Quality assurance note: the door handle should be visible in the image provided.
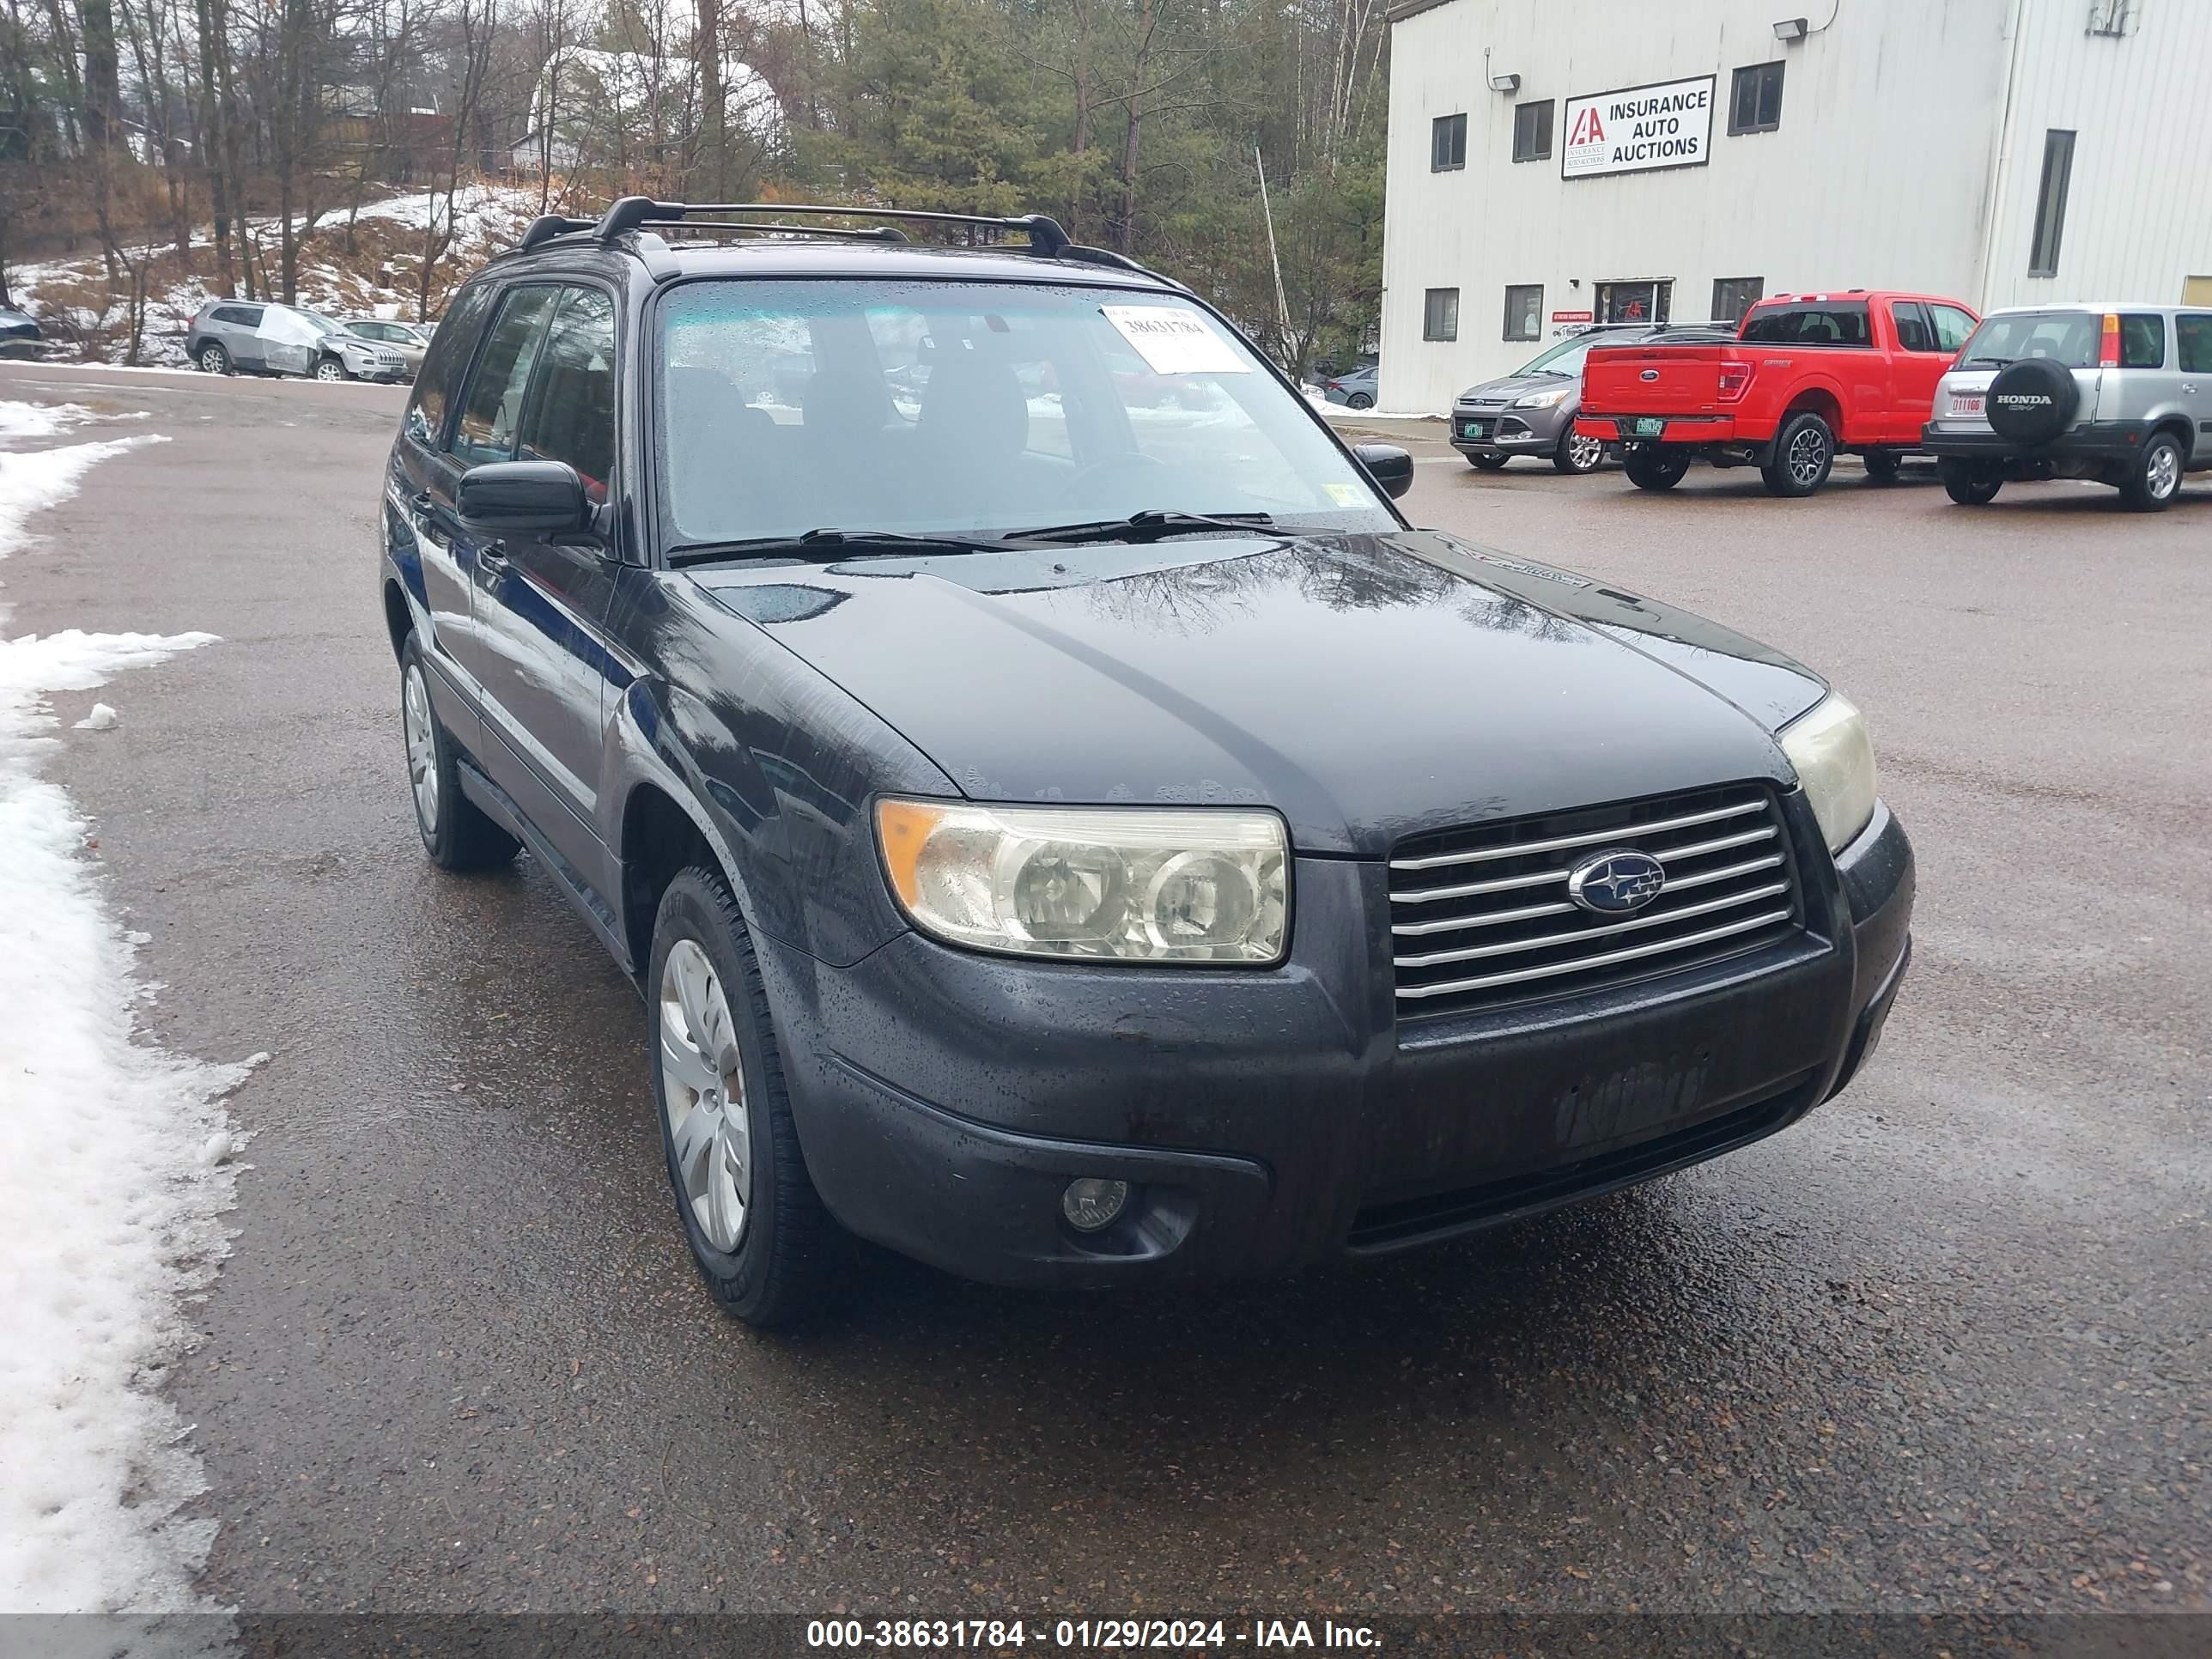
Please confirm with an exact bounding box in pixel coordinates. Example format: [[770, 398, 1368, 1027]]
[[411, 489, 434, 512]]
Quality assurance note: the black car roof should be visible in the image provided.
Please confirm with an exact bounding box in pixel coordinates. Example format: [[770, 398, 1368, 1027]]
[[482, 198, 1184, 295]]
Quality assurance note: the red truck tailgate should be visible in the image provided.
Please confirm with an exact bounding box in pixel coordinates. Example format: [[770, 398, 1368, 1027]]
[[1581, 344, 1733, 416]]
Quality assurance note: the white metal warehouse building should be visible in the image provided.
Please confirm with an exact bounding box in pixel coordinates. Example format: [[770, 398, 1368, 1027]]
[[1376, 0, 2212, 413]]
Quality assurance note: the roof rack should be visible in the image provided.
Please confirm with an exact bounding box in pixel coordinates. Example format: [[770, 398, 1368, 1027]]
[[594, 197, 1074, 257], [515, 213, 596, 253]]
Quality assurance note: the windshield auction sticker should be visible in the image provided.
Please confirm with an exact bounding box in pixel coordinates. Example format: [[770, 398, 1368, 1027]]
[[1102, 305, 1251, 374], [1560, 74, 1716, 179]]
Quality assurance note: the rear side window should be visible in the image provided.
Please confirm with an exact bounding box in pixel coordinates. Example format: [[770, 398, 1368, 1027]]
[[516, 287, 617, 501], [2118, 313, 2164, 369], [404, 284, 495, 447], [211, 305, 262, 326], [450, 287, 560, 468], [1741, 302, 1871, 346], [2177, 314, 2212, 374]]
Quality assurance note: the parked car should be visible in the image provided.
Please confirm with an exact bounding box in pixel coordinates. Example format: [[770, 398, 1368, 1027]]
[[0, 304, 41, 358], [185, 300, 410, 381], [1920, 304, 2212, 511], [380, 197, 1913, 1327], [1453, 325, 1735, 474], [1324, 363, 1377, 408], [1577, 291, 1981, 496], [343, 318, 430, 380]]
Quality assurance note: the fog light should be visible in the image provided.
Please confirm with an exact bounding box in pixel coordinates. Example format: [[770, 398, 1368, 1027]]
[[1061, 1178, 1130, 1233]]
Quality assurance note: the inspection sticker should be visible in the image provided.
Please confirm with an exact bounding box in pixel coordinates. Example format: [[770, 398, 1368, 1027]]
[[1101, 305, 1249, 374]]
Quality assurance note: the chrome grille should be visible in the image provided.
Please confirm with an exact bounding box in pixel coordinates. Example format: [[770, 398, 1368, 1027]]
[[1389, 783, 1802, 1018]]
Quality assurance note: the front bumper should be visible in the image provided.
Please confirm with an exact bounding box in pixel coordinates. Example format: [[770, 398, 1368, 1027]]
[[1451, 404, 1572, 456], [756, 797, 1914, 1287]]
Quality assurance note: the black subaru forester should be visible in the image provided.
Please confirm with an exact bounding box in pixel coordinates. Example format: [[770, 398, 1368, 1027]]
[[379, 198, 1914, 1326]]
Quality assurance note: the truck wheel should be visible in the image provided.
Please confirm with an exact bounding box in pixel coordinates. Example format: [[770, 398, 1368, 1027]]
[[2118, 431, 2185, 513], [1861, 448, 1901, 484], [1940, 459, 2002, 506], [1764, 412, 1835, 497], [649, 865, 834, 1328], [1468, 453, 1509, 471], [1623, 448, 1689, 491], [1554, 430, 1607, 474]]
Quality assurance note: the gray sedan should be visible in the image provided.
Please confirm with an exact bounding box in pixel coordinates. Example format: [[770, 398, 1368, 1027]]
[[1453, 325, 1733, 474]]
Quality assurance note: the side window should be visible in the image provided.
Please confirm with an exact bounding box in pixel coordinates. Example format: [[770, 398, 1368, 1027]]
[[404, 284, 495, 447], [450, 287, 560, 468], [1891, 302, 1935, 353], [2118, 313, 2165, 369], [1930, 304, 1978, 353], [2176, 315, 2212, 374], [516, 287, 617, 501], [213, 305, 262, 326]]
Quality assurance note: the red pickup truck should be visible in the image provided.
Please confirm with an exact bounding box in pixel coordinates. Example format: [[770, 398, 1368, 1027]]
[[1575, 291, 1981, 496]]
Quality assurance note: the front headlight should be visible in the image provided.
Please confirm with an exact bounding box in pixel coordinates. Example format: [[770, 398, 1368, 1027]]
[[1512, 386, 1573, 409], [876, 799, 1289, 963], [1779, 693, 1877, 854]]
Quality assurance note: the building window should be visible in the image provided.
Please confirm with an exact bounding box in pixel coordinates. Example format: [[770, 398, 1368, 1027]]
[[1431, 113, 1466, 172], [1711, 277, 1765, 325], [1501, 285, 1543, 341], [2029, 130, 2075, 276], [1595, 280, 1671, 325], [1728, 62, 1784, 135], [1511, 100, 1553, 163], [1423, 288, 1460, 342]]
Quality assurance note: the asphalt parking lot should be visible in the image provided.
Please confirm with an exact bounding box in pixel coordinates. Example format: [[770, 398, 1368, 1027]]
[[3, 362, 2207, 1631]]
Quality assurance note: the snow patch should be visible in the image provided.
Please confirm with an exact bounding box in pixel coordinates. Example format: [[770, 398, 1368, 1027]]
[[0, 434, 172, 555], [0, 414, 247, 1622], [73, 702, 118, 731]]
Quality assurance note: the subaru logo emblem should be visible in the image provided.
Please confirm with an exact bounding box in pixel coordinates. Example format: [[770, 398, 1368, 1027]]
[[1566, 849, 1667, 915], [1640, 369, 1660, 381]]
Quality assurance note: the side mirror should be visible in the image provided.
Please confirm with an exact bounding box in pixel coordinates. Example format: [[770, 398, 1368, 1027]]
[[1352, 441, 1415, 501], [455, 460, 590, 534]]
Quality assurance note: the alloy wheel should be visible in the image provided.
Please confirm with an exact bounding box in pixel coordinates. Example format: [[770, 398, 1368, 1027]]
[[1566, 433, 1606, 471], [2148, 444, 2179, 501], [316, 359, 345, 381], [198, 348, 224, 373], [1788, 427, 1829, 487], [659, 939, 752, 1254], [402, 662, 439, 833]]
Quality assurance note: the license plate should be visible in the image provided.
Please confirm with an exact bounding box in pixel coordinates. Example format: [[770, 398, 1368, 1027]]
[[1634, 416, 1665, 437], [1952, 395, 1984, 416], [1462, 421, 1489, 439]]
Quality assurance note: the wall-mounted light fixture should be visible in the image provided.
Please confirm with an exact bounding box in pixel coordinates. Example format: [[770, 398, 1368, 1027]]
[[1488, 70, 1521, 94], [1773, 16, 1808, 40]]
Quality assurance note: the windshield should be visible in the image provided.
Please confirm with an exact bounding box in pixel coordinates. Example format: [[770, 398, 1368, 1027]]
[[1958, 310, 2100, 369], [1510, 334, 1601, 377], [654, 279, 1395, 550]]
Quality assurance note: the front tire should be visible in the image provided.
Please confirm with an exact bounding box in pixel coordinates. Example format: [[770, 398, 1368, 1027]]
[[2118, 431, 2185, 513], [1940, 459, 2003, 506], [1623, 447, 1689, 491], [649, 866, 833, 1328], [399, 636, 517, 870], [1764, 411, 1836, 497], [1468, 453, 1510, 471], [314, 356, 349, 382], [1554, 429, 1607, 475]]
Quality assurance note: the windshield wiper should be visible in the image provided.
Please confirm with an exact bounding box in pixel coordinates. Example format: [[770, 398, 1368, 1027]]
[[1961, 356, 2013, 368], [1006, 509, 1279, 546], [668, 527, 1019, 567]]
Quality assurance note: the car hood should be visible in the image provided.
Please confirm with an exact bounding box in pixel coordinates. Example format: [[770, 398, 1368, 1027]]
[[1458, 371, 1570, 403], [687, 529, 1826, 856]]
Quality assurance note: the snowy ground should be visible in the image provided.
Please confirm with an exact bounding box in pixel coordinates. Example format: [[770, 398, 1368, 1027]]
[[0, 398, 259, 1626], [7, 184, 540, 367]]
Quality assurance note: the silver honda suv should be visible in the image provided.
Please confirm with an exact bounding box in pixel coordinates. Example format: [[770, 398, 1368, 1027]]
[[1921, 304, 2212, 511]]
